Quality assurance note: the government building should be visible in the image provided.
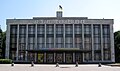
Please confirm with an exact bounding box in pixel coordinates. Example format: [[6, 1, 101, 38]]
[[5, 11, 115, 63]]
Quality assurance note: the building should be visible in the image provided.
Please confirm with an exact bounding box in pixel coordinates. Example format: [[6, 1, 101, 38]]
[[6, 11, 115, 63]]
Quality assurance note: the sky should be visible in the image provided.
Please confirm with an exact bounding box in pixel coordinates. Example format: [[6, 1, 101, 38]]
[[0, 0, 120, 32]]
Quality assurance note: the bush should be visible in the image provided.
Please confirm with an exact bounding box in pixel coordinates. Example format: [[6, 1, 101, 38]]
[[0, 59, 12, 64]]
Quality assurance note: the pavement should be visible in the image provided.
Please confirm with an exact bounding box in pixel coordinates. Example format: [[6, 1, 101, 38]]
[[0, 64, 120, 71]]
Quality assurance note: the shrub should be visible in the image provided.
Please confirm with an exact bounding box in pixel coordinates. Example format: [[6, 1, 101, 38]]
[[0, 59, 12, 64]]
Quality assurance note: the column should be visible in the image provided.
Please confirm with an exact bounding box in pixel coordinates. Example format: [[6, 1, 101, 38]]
[[35, 24, 37, 49], [5, 24, 10, 59], [73, 52, 75, 63], [45, 24, 46, 48], [82, 23, 84, 62], [54, 52, 56, 63], [25, 24, 28, 61], [91, 24, 94, 61], [16, 24, 19, 61], [54, 24, 56, 48], [44, 52, 46, 63], [110, 24, 115, 62], [63, 52, 65, 63], [63, 24, 65, 48], [100, 24, 104, 61], [73, 24, 75, 48], [35, 53, 37, 62]]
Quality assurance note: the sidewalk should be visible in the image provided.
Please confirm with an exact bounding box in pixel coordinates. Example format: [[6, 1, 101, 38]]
[[105, 63, 120, 67], [0, 64, 120, 71]]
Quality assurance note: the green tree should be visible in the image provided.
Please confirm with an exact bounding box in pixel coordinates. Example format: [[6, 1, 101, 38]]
[[1, 31, 6, 58], [114, 31, 120, 62]]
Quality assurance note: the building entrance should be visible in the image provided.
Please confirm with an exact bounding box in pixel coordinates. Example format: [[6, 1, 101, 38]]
[[75, 53, 83, 63]]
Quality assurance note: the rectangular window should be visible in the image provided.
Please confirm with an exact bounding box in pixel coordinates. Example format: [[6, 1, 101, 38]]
[[84, 52, 92, 61], [37, 37, 44, 43], [28, 25, 35, 34], [46, 37, 54, 48], [74, 24, 82, 34], [65, 24, 73, 34], [104, 50, 111, 60], [46, 24, 54, 34], [19, 25, 26, 35], [37, 43, 44, 49], [37, 24, 44, 34], [84, 24, 91, 34], [56, 24, 63, 34], [65, 37, 73, 43], [10, 25, 17, 35], [102, 24, 110, 35], [94, 52, 101, 60]]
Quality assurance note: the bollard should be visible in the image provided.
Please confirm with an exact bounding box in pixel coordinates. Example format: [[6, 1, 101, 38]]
[[98, 63, 101, 67], [11, 62, 14, 66], [56, 63, 59, 67], [75, 62, 78, 67], [11, 61, 14, 66], [31, 61, 34, 67]]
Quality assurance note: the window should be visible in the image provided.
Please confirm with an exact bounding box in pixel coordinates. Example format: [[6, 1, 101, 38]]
[[65, 37, 72, 43], [46, 24, 54, 34], [56, 24, 63, 34], [37, 37, 44, 43], [103, 25, 110, 35], [46, 37, 54, 48], [19, 25, 26, 35], [94, 52, 101, 60], [75, 37, 82, 43], [56, 37, 63, 48], [65, 24, 73, 34], [104, 50, 111, 60], [84, 24, 91, 34], [93, 25, 100, 35], [28, 37, 35, 43], [37, 44, 44, 49], [56, 37, 63, 43], [94, 44, 101, 50], [84, 53, 92, 61], [65, 37, 73, 48], [74, 24, 82, 34], [28, 25, 35, 34], [10, 25, 17, 34], [37, 25, 44, 34]]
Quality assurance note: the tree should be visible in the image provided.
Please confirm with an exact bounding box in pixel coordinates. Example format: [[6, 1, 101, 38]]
[[1, 31, 6, 58], [0, 27, 6, 59], [114, 31, 120, 62]]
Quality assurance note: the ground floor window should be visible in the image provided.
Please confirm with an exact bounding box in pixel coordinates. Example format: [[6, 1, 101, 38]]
[[65, 53, 73, 63], [38, 53, 44, 63], [56, 53, 63, 63], [75, 53, 82, 63], [46, 53, 54, 63]]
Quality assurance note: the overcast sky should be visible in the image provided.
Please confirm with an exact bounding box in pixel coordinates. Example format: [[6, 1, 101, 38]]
[[0, 0, 120, 32]]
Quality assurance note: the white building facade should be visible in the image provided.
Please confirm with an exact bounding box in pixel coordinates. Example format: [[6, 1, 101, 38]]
[[5, 11, 115, 63]]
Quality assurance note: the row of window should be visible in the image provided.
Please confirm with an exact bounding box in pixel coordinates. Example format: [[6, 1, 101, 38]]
[[10, 24, 110, 35], [10, 50, 111, 61], [10, 36, 110, 44]]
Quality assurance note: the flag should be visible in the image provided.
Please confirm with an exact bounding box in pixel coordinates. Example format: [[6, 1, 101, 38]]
[[59, 5, 62, 10]]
